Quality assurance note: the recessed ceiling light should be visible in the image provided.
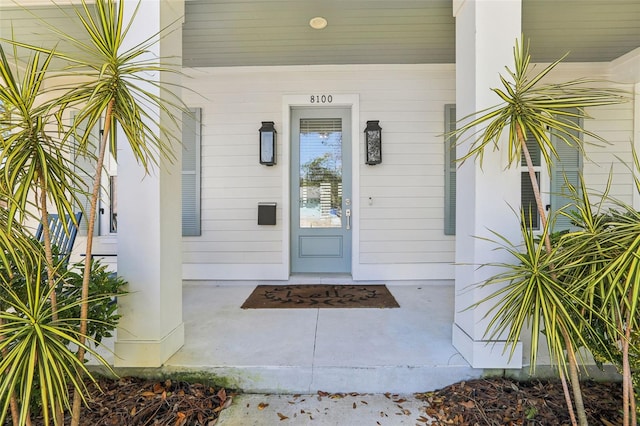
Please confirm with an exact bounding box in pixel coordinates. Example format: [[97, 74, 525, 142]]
[[309, 16, 328, 30]]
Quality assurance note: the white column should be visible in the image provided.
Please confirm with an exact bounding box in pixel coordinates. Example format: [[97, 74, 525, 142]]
[[114, 0, 185, 367], [452, 0, 523, 369]]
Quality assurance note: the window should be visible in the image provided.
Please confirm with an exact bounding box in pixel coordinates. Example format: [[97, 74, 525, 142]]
[[444, 104, 456, 235], [71, 114, 117, 236], [445, 105, 582, 234], [182, 108, 202, 236], [521, 135, 543, 230], [71, 113, 99, 237], [549, 112, 582, 231]]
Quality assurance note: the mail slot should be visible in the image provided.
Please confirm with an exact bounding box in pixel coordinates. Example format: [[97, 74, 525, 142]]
[[258, 202, 277, 225]]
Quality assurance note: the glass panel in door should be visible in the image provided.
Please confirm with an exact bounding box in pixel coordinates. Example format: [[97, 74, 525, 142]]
[[291, 108, 351, 273]]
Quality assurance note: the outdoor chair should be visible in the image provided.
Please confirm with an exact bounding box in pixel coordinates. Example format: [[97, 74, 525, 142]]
[[35, 212, 83, 269]]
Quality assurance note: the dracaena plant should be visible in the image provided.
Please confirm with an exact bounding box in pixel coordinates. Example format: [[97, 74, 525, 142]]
[[451, 37, 628, 426], [0, 0, 186, 425], [0, 257, 111, 426], [5, 0, 187, 424], [553, 162, 640, 426]]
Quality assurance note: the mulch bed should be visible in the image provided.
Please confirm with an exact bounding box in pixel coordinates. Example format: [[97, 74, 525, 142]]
[[14, 376, 624, 425], [416, 378, 624, 425]]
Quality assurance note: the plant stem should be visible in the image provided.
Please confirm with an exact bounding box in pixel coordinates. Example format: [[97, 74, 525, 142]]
[[38, 180, 58, 321], [518, 123, 583, 426], [565, 334, 588, 426], [622, 306, 632, 426], [70, 99, 114, 426], [0, 316, 20, 426], [558, 366, 578, 426]]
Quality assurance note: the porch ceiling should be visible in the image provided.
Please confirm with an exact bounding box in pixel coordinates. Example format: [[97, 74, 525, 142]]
[[1, 1, 639, 67], [183, 0, 640, 67]]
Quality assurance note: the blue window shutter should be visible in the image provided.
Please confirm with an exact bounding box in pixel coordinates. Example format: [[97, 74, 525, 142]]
[[551, 111, 582, 232], [444, 104, 456, 235], [71, 113, 100, 237], [521, 135, 541, 230], [182, 108, 202, 236]]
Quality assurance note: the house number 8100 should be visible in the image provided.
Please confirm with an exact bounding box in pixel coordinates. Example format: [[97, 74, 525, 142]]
[[310, 95, 333, 104]]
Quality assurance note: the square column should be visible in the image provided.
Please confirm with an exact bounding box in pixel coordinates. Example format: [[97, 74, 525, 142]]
[[114, 0, 185, 367], [452, 0, 523, 368]]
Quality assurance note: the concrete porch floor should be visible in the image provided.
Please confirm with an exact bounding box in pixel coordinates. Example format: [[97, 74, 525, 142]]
[[156, 277, 482, 394]]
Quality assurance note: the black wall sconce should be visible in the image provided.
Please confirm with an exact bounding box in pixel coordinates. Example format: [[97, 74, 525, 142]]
[[259, 121, 277, 166], [364, 120, 382, 165]]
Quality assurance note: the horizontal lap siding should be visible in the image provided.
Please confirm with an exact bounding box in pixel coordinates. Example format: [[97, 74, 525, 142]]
[[548, 65, 636, 205], [182, 64, 456, 268], [180, 62, 633, 272], [182, 71, 283, 264], [359, 67, 454, 265]]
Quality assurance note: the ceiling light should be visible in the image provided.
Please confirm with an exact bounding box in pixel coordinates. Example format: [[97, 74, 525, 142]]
[[309, 17, 328, 30]]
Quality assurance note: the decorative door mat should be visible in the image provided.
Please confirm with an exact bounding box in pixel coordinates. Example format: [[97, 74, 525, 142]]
[[241, 284, 400, 309]]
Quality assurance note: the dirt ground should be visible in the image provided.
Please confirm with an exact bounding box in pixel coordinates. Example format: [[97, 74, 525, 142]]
[[17, 376, 624, 425]]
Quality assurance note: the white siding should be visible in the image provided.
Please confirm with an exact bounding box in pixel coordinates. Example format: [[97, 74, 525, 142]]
[[545, 64, 636, 205], [181, 62, 635, 281], [181, 64, 456, 279]]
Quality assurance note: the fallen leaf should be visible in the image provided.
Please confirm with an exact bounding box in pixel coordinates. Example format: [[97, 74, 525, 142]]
[[217, 388, 227, 403], [360, 400, 368, 405], [459, 400, 475, 409], [130, 406, 137, 416], [277, 412, 289, 421], [258, 402, 269, 410], [222, 396, 233, 409], [353, 402, 356, 409], [175, 412, 186, 426], [141, 391, 156, 397], [417, 416, 430, 423], [153, 383, 164, 393]]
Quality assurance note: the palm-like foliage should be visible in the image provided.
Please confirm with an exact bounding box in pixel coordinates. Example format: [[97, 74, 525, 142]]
[[9, 1, 186, 423], [0, 42, 85, 321], [452, 37, 628, 426], [0, 45, 80, 223], [556, 172, 640, 426], [477, 214, 593, 371], [0, 259, 109, 426]]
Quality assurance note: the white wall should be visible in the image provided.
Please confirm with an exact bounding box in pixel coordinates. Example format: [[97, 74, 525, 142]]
[[181, 64, 456, 280], [180, 62, 635, 282], [547, 63, 636, 204]]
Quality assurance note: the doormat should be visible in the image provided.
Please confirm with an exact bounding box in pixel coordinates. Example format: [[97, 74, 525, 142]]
[[241, 284, 400, 309]]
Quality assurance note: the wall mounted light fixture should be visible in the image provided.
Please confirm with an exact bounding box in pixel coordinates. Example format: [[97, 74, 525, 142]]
[[364, 120, 382, 165], [259, 121, 277, 166]]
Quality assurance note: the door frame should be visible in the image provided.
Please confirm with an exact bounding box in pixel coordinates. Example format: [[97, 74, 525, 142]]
[[281, 94, 361, 278]]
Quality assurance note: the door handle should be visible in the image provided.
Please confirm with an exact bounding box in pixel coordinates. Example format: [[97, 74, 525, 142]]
[[345, 209, 351, 230]]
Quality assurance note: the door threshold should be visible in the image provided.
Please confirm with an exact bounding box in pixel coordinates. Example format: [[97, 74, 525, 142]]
[[288, 273, 356, 285]]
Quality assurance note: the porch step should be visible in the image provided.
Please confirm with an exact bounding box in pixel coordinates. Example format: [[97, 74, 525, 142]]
[[160, 363, 481, 394], [158, 282, 483, 393]]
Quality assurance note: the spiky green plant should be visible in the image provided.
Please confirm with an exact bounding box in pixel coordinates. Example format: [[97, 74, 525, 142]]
[[8, 1, 187, 423], [556, 169, 640, 426], [0, 43, 84, 322], [452, 37, 628, 426], [0, 258, 110, 426]]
